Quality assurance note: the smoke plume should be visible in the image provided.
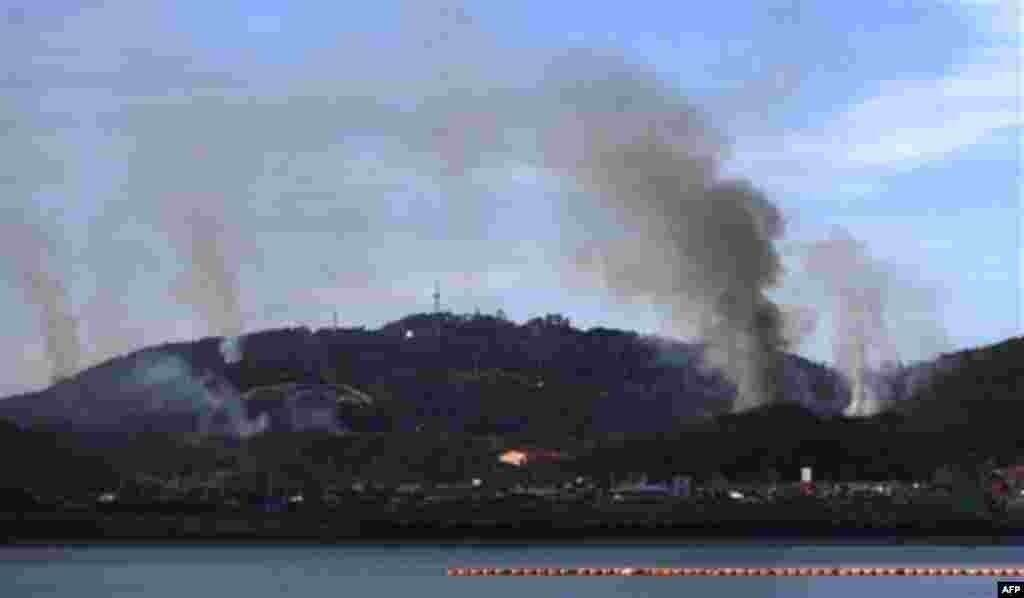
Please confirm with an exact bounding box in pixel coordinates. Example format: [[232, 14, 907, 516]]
[[537, 52, 789, 411], [780, 305, 819, 349], [0, 212, 80, 384], [166, 198, 244, 340], [129, 350, 266, 437], [802, 226, 950, 416], [4, 2, 803, 409]]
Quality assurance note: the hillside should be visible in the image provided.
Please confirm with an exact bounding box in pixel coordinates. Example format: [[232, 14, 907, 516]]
[[0, 313, 1019, 485], [896, 336, 1024, 449], [0, 312, 848, 438], [2, 314, 1022, 495]]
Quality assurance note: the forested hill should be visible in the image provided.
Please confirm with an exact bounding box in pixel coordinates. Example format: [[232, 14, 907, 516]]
[[0, 311, 847, 437], [213, 311, 849, 433], [1, 316, 1023, 488], [2, 311, 1019, 447], [896, 335, 1024, 436]]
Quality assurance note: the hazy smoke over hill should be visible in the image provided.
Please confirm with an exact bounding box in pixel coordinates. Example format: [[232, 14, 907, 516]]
[[128, 351, 266, 437], [0, 212, 80, 383], [2, 1, 837, 411], [780, 305, 819, 349], [802, 226, 951, 416], [166, 198, 244, 340]]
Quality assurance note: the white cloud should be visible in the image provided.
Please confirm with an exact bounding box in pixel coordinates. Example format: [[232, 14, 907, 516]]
[[730, 0, 1020, 191], [954, 0, 1020, 39]]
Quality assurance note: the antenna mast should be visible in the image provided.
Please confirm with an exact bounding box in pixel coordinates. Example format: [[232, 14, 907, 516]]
[[433, 280, 442, 342]]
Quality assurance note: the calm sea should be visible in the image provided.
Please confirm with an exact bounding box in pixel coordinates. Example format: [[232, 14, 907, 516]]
[[2, 543, 1022, 597]]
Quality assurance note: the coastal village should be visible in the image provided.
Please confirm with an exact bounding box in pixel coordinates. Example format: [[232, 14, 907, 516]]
[[23, 445, 1023, 528]]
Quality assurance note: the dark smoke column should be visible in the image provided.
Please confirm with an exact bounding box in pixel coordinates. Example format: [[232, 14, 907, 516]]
[[538, 52, 788, 412]]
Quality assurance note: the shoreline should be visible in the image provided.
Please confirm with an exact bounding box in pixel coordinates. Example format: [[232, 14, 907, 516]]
[[6, 537, 1018, 546], [3, 511, 1021, 545]]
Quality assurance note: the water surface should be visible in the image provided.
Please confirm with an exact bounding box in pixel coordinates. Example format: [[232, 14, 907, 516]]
[[2, 543, 1021, 597]]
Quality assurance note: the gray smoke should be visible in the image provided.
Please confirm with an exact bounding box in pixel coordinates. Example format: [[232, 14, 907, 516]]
[[0, 212, 80, 384], [166, 199, 244, 340], [219, 335, 244, 365], [98, 14, 788, 412], [537, 51, 788, 411], [803, 228, 891, 416], [129, 350, 266, 437], [802, 226, 951, 416], [4, 2, 801, 409], [780, 305, 819, 349], [26, 272, 80, 384], [80, 294, 146, 366]]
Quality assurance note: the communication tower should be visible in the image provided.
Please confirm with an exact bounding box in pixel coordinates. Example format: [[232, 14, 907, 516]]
[[433, 280, 442, 342]]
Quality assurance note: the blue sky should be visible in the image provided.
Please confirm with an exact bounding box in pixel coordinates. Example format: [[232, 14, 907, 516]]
[[1, 0, 1019, 395]]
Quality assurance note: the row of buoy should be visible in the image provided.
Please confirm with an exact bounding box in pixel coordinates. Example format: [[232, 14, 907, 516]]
[[447, 566, 1024, 577]]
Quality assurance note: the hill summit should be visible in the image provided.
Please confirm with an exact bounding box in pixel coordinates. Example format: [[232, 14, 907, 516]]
[[0, 311, 851, 437]]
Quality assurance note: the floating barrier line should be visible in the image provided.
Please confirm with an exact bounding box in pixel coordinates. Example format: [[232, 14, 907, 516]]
[[446, 566, 1024, 577]]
